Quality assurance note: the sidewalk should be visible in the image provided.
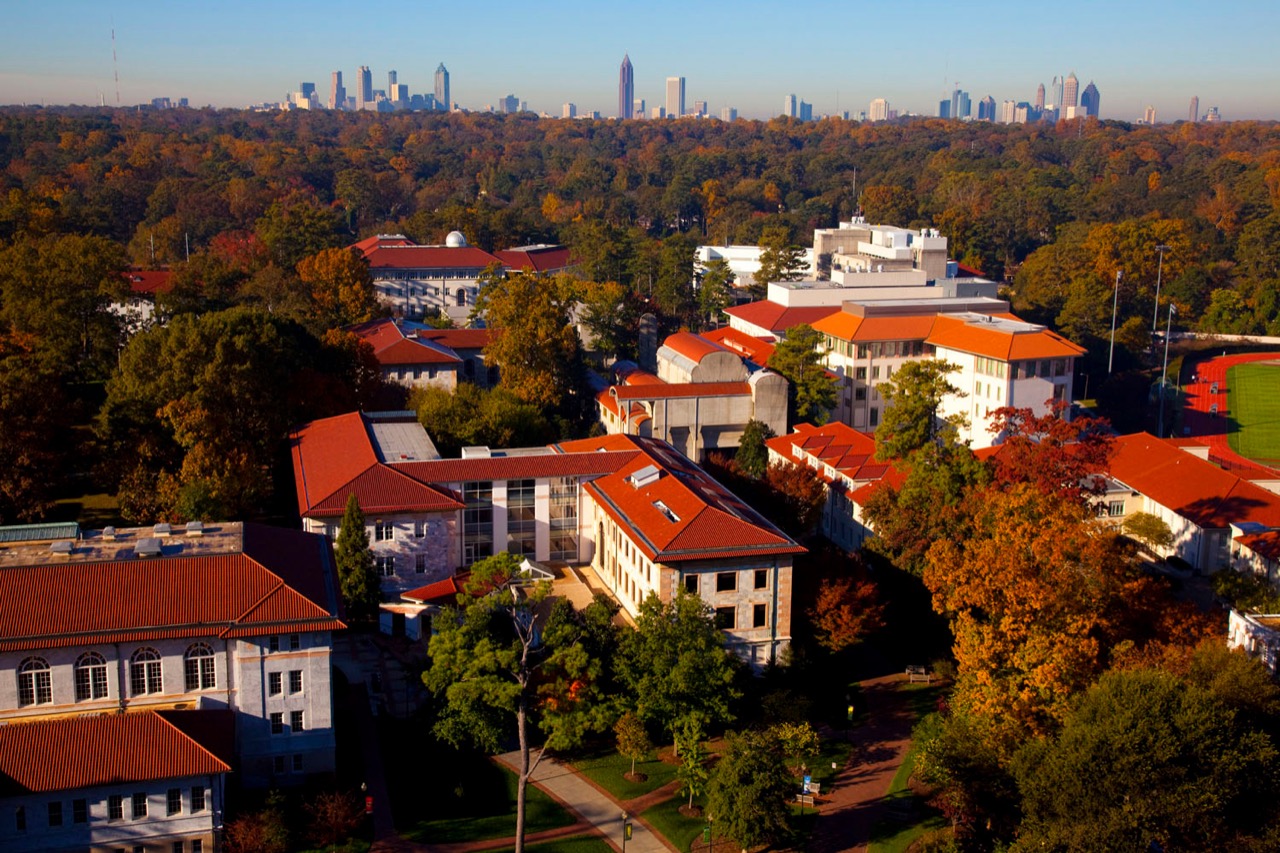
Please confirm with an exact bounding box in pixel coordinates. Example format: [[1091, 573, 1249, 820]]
[[495, 751, 673, 853]]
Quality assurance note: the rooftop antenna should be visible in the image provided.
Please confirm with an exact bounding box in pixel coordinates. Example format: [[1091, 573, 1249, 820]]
[[111, 17, 121, 106]]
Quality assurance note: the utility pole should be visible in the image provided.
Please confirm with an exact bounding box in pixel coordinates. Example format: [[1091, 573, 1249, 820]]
[[1158, 303, 1176, 438], [1108, 270, 1122, 374], [1151, 244, 1170, 338]]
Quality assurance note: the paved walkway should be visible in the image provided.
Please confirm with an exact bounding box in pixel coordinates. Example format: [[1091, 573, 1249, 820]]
[[809, 672, 916, 853]]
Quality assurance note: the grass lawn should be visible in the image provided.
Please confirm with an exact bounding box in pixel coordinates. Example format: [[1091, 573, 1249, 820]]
[[642, 794, 712, 852], [867, 743, 948, 853], [487, 836, 614, 853], [1227, 362, 1280, 465], [570, 746, 679, 801]]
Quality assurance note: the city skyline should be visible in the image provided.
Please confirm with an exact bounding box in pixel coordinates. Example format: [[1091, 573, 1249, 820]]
[[1, 0, 1278, 121]]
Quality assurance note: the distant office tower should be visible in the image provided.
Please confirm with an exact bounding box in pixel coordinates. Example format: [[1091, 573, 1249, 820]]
[[388, 70, 397, 91], [356, 66, 373, 110], [950, 87, 965, 119], [499, 94, 519, 114], [938, 98, 951, 119], [869, 98, 889, 121], [1034, 83, 1045, 112], [1049, 75, 1063, 108], [563, 103, 576, 118], [650, 105, 665, 119], [300, 82, 316, 101], [1189, 95, 1199, 123], [435, 63, 450, 111], [799, 101, 812, 121], [693, 100, 708, 117], [391, 83, 408, 109], [977, 95, 996, 121], [329, 71, 345, 110], [783, 93, 797, 118], [1014, 102, 1032, 124], [720, 106, 737, 121], [666, 77, 685, 118], [634, 98, 645, 117], [1081, 82, 1100, 117], [1063, 72, 1079, 108], [956, 91, 971, 120], [619, 54, 634, 119], [1204, 106, 1221, 122], [1000, 99, 1016, 123], [1142, 105, 1157, 124]]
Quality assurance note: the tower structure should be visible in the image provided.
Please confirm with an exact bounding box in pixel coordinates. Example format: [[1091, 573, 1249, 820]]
[[1189, 95, 1199, 123], [1081, 82, 1100, 117], [388, 70, 397, 91], [978, 95, 996, 121], [666, 76, 685, 118], [619, 54, 634, 119], [1063, 71, 1079, 108], [783, 93, 797, 118], [869, 98, 889, 121], [357, 65, 373, 110], [1035, 83, 1045, 112], [329, 71, 345, 110], [435, 63, 450, 111]]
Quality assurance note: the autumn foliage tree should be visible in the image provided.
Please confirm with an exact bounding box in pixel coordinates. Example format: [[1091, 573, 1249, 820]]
[[988, 403, 1114, 503], [809, 575, 885, 653], [296, 246, 381, 330]]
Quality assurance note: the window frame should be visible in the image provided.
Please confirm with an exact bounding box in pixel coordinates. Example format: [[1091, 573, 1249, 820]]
[[291, 710, 305, 732], [183, 643, 216, 692], [108, 794, 124, 821], [131, 792, 148, 820], [289, 670, 303, 694], [753, 603, 768, 628], [167, 787, 182, 816], [270, 712, 284, 735], [714, 606, 736, 630], [48, 800, 63, 827], [754, 568, 768, 590], [130, 648, 163, 696], [268, 671, 283, 696], [191, 787, 206, 813], [18, 656, 52, 706], [75, 651, 109, 701], [72, 798, 88, 824], [715, 572, 737, 593]]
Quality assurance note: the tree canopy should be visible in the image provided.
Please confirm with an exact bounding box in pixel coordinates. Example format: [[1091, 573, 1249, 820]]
[[769, 324, 836, 425]]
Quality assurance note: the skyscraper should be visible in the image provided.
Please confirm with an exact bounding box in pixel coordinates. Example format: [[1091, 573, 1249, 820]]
[[720, 106, 737, 122], [783, 93, 797, 118], [435, 63, 450, 112], [798, 101, 812, 121], [1034, 83, 1045, 112], [1081, 82, 1100, 117], [356, 66, 373, 111], [869, 98, 889, 122], [693, 100, 708, 118], [1050, 75, 1063, 108], [938, 98, 950, 119], [329, 71, 345, 110], [1063, 72, 1079, 109], [634, 99, 646, 118], [1000, 99, 1017, 123], [1142, 105, 1157, 125], [978, 95, 996, 121], [388, 70, 397, 90], [618, 54, 634, 119], [666, 77, 685, 118], [1189, 95, 1199, 123]]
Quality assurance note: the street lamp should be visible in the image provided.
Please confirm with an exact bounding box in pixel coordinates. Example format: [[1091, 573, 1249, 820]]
[[621, 810, 631, 852], [1158, 303, 1176, 437], [1151, 244, 1170, 339], [1108, 270, 1122, 374]]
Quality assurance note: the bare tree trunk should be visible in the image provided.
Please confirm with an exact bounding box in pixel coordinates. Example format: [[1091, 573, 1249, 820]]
[[516, 702, 528, 853]]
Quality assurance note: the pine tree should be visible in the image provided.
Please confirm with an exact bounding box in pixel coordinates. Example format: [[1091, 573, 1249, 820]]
[[335, 493, 380, 621]]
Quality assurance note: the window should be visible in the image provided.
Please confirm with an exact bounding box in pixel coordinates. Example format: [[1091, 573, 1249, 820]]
[[75, 651, 109, 701], [856, 344, 870, 359], [15, 805, 24, 832], [754, 569, 768, 590], [73, 799, 87, 824], [184, 643, 216, 691], [684, 575, 699, 594], [193, 840, 203, 853], [375, 522, 394, 541], [293, 754, 304, 772], [289, 670, 303, 694], [191, 787, 206, 813], [854, 387, 866, 401], [271, 712, 284, 734], [753, 604, 768, 628], [167, 788, 182, 816], [415, 553, 427, 574], [18, 657, 52, 706], [716, 572, 737, 592], [714, 607, 736, 630], [463, 482, 494, 565], [375, 555, 395, 577], [869, 408, 880, 427], [132, 792, 147, 819], [456, 289, 467, 307], [289, 634, 300, 650], [130, 648, 163, 695], [870, 366, 880, 380], [855, 366, 867, 381], [173, 843, 185, 853], [506, 479, 537, 557], [268, 635, 280, 653], [1108, 501, 1125, 517], [109, 795, 124, 821], [291, 710, 305, 732], [48, 801, 62, 827], [269, 672, 283, 696], [414, 520, 428, 538]]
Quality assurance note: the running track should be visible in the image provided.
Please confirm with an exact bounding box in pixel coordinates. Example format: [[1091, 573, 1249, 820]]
[[1181, 351, 1280, 477]]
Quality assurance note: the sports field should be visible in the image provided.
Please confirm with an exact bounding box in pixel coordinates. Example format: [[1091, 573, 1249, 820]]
[[1226, 361, 1280, 466]]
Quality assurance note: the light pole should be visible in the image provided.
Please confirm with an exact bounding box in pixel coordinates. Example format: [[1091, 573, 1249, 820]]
[[1151, 244, 1170, 339], [1108, 270, 1122, 374], [1158, 303, 1176, 438], [621, 810, 631, 852]]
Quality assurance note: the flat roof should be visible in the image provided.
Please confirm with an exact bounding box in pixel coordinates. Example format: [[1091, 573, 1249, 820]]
[[371, 420, 441, 463], [0, 522, 242, 568]]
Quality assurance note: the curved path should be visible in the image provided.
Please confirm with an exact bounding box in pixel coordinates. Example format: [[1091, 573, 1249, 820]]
[[1181, 351, 1280, 476]]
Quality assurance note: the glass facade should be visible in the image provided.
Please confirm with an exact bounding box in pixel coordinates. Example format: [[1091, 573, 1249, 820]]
[[549, 477, 579, 561], [506, 479, 537, 556], [463, 482, 494, 565]]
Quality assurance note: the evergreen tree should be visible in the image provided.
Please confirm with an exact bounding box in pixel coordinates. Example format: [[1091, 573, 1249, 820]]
[[335, 493, 380, 621], [735, 419, 776, 479]]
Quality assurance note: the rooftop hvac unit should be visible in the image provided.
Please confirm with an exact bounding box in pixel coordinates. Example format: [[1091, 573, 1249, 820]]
[[50, 540, 74, 557], [185, 521, 204, 536], [153, 523, 172, 538], [136, 537, 163, 558], [102, 526, 117, 541], [628, 464, 661, 488]]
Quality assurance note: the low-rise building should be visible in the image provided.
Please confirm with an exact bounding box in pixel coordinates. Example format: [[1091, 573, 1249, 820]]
[[347, 318, 495, 391], [813, 219, 949, 281], [353, 233, 501, 325]]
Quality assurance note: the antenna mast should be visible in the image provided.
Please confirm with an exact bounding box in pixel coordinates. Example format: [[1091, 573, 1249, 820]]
[[111, 19, 121, 106]]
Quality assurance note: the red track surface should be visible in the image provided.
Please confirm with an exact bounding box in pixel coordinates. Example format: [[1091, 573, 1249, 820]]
[[1181, 352, 1280, 478]]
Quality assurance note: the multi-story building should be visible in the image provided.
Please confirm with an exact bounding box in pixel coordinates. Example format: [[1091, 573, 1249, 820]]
[[351, 233, 502, 325], [720, 106, 737, 122], [563, 103, 577, 119], [619, 54, 633, 119], [346, 317, 495, 392], [356, 65, 372, 111], [1189, 95, 1200, 123], [329, 71, 345, 110], [977, 95, 996, 121], [812, 219, 950, 282], [1063, 71, 1079, 109], [666, 77, 685, 118], [1081, 82, 1101, 117], [1142, 105, 1157, 125], [435, 63, 450, 111], [290, 413, 804, 665], [869, 98, 889, 122], [1000, 99, 1017, 123], [0, 521, 344, 789]]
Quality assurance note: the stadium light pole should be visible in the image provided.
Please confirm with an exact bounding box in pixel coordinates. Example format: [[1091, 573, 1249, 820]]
[[1108, 270, 1122, 374], [1158, 303, 1176, 438], [1151, 244, 1170, 338]]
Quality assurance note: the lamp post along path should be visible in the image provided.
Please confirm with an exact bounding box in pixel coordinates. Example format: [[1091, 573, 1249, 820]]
[[1159, 303, 1176, 437], [1151, 244, 1170, 339], [1109, 270, 1122, 374]]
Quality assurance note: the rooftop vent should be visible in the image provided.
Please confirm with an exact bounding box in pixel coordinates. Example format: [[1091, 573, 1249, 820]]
[[653, 500, 680, 523], [50, 540, 74, 557], [102, 526, 117, 541], [135, 537, 163, 558], [462, 446, 492, 459], [628, 465, 661, 488], [153, 523, 172, 538], [185, 521, 204, 536]]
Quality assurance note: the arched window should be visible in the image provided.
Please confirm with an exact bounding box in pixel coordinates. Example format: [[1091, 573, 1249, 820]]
[[130, 648, 163, 696], [456, 288, 467, 307], [75, 652, 109, 701], [183, 643, 216, 691], [18, 657, 52, 706]]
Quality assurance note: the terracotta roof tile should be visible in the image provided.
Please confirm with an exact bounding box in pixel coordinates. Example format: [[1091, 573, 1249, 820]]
[[725, 302, 839, 334], [1238, 531, 1280, 562], [402, 576, 461, 604], [926, 314, 1085, 361], [702, 327, 775, 367], [306, 465, 463, 517], [0, 712, 229, 795], [351, 234, 416, 259], [661, 332, 730, 363], [766, 423, 889, 485], [290, 413, 379, 518], [395, 452, 638, 484], [120, 269, 173, 296], [365, 245, 501, 270], [415, 328, 492, 351], [494, 246, 575, 273]]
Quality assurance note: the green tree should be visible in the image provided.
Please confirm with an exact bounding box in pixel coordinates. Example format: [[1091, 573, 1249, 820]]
[[1121, 511, 1174, 552], [255, 198, 345, 269], [768, 324, 836, 424], [335, 493, 380, 622], [769, 721, 822, 775], [424, 553, 611, 853], [614, 710, 653, 778], [412, 384, 553, 458], [675, 717, 710, 810], [576, 279, 633, 360], [1199, 288, 1257, 335], [859, 185, 917, 226], [874, 359, 964, 461], [697, 257, 734, 328], [753, 226, 806, 299], [303, 790, 365, 852], [654, 234, 697, 325], [619, 591, 738, 746], [735, 419, 776, 479], [707, 729, 793, 850], [0, 344, 69, 523]]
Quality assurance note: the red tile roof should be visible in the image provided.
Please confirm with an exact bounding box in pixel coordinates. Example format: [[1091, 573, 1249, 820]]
[[305, 464, 464, 518], [351, 234, 417, 259], [291, 412, 380, 517], [702, 327, 775, 367], [415, 328, 492, 351], [616, 365, 666, 386], [766, 423, 889, 485], [494, 246, 575, 274], [725, 302, 840, 334], [120, 269, 173, 296], [348, 318, 463, 366], [365, 245, 501, 271], [1238, 531, 1280, 562], [611, 382, 752, 401], [662, 331, 731, 363], [0, 524, 344, 652], [402, 576, 462, 604], [927, 314, 1085, 361], [0, 712, 230, 795], [812, 311, 938, 343], [1108, 433, 1280, 529], [396, 452, 638, 484]]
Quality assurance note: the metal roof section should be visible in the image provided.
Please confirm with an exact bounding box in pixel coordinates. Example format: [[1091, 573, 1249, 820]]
[[0, 522, 79, 545]]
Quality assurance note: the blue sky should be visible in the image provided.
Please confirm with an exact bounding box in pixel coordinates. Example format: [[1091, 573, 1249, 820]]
[[2, 0, 1278, 121]]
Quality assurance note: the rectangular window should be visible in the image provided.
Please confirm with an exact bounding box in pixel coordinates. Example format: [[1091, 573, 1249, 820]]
[[506, 478, 537, 557], [193, 842, 203, 853], [463, 481, 495, 566], [289, 670, 303, 693], [753, 604, 768, 628], [1108, 501, 1125, 517], [268, 635, 280, 653], [290, 634, 301, 650], [375, 555, 395, 577], [415, 553, 427, 574], [109, 795, 124, 821], [855, 366, 867, 381], [293, 754, 305, 772], [269, 672, 282, 695], [191, 787, 206, 813], [854, 386, 866, 401], [48, 801, 62, 827], [73, 799, 87, 824], [684, 575, 698, 594], [167, 788, 181, 816], [870, 366, 880, 380], [174, 843, 185, 853], [132, 792, 147, 819], [291, 710, 305, 732], [714, 606, 736, 630], [271, 712, 284, 735], [869, 408, 880, 427], [550, 478, 579, 562], [716, 572, 737, 592], [414, 520, 427, 538], [375, 522, 394, 541], [754, 569, 768, 590]]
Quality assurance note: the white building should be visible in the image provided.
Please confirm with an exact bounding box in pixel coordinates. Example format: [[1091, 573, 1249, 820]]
[[813, 219, 950, 282], [353, 233, 502, 325], [695, 244, 816, 291]]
